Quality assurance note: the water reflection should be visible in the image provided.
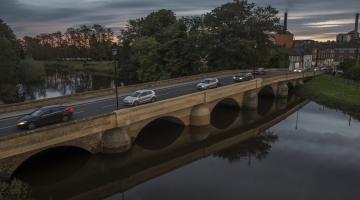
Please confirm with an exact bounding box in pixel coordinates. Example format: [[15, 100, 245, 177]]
[[215, 131, 278, 164], [21, 69, 113, 100], [10, 97, 307, 199]]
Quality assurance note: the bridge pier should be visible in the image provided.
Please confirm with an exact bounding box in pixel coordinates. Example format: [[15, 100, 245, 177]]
[[102, 128, 132, 154], [276, 83, 289, 98], [243, 91, 258, 110], [189, 104, 211, 137], [297, 79, 304, 85]]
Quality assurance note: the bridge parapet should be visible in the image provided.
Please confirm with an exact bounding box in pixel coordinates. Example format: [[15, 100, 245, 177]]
[[0, 113, 116, 160]]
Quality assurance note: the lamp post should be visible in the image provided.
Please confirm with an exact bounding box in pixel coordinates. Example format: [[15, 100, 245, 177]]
[[253, 44, 258, 78], [112, 45, 119, 110]]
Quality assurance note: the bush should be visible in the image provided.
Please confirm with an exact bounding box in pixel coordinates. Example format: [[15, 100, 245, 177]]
[[344, 64, 360, 81], [0, 84, 21, 104], [0, 179, 31, 200], [18, 60, 46, 85]]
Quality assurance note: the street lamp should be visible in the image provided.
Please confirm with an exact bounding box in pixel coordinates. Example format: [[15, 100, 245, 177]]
[[112, 44, 119, 110], [253, 44, 258, 78]]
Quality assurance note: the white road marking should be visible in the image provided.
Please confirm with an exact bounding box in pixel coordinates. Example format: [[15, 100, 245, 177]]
[[0, 125, 16, 130]]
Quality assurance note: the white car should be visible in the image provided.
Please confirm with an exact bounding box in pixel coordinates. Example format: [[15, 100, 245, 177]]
[[293, 68, 304, 73], [196, 78, 220, 90], [123, 90, 157, 106]]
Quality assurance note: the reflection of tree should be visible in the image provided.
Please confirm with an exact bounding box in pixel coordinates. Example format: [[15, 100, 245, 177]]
[[214, 131, 278, 164], [22, 69, 113, 100]]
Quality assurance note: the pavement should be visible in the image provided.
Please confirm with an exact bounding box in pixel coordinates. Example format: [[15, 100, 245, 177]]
[[0, 70, 287, 136]]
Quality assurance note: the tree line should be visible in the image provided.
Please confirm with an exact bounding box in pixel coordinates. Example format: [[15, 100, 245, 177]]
[[23, 24, 114, 60], [116, 0, 288, 83]]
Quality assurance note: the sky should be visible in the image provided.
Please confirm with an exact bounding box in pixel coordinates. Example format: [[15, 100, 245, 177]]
[[0, 0, 359, 41]]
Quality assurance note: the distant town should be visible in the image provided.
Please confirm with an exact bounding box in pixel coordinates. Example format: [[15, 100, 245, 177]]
[[274, 12, 360, 70]]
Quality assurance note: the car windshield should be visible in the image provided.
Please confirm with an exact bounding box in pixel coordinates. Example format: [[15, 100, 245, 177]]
[[31, 109, 43, 116], [202, 80, 212, 84], [130, 92, 142, 97]]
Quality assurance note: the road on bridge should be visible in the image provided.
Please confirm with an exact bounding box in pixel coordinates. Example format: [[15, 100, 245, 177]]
[[0, 70, 287, 136]]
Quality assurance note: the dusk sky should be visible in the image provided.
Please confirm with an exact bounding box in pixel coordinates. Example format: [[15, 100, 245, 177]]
[[1, 0, 359, 41]]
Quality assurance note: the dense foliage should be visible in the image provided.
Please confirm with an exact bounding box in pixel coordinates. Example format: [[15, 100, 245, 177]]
[[338, 59, 360, 81], [0, 18, 21, 103], [0, 179, 31, 200], [117, 1, 286, 83]]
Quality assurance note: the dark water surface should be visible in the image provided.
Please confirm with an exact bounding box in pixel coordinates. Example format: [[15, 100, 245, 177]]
[[12, 97, 360, 200]]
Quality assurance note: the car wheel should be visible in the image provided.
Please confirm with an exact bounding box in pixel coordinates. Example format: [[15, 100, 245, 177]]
[[28, 123, 36, 130], [133, 101, 139, 106], [62, 115, 70, 122], [151, 97, 156, 102]]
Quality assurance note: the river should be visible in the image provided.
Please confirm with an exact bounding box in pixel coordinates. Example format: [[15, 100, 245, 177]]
[[21, 69, 114, 100], [10, 96, 360, 200]]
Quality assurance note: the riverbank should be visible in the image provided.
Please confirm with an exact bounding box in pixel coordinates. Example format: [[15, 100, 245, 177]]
[[295, 75, 360, 114]]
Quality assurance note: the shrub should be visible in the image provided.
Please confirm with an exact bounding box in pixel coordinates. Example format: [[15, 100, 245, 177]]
[[0, 179, 31, 200]]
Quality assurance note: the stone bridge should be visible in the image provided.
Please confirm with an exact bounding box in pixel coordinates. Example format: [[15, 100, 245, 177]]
[[0, 71, 322, 179]]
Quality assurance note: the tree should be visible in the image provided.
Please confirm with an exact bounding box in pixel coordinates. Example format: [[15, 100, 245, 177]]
[[203, 0, 281, 69], [0, 18, 20, 103], [269, 46, 290, 68]]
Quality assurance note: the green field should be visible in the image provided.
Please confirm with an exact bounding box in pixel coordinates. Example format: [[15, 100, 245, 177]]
[[295, 75, 360, 113]]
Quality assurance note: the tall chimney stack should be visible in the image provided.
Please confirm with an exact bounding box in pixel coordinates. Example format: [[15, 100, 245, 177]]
[[284, 12, 288, 32], [355, 13, 359, 32]]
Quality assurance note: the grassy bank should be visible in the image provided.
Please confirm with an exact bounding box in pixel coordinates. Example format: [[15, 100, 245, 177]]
[[295, 75, 360, 113], [24, 59, 115, 74]]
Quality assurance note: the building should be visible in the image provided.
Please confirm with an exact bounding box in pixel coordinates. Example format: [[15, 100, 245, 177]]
[[335, 43, 360, 62], [293, 40, 337, 67], [336, 13, 359, 44], [273, 12, 294, 49], [288, 48, 313, 70]]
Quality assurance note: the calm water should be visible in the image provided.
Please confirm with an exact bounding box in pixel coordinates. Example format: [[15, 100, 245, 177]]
[[22, 69, 114, 100], [12, 97, 360, 200]]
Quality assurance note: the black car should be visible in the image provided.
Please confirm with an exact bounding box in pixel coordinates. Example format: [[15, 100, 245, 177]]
[[17, 105, 74, 130], [233, 72, 254, 82]]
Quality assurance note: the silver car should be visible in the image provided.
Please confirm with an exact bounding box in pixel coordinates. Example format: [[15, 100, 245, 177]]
[[123, 90, 157, 106], [196, 78, 220, 90], [293, 68, 304, 73]]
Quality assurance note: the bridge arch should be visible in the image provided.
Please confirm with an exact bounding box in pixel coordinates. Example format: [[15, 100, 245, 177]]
[[12, 146, 91, 184], [211, 98, 241, 129], [135, 116, 186, 150], [258, 85, 275, 97]]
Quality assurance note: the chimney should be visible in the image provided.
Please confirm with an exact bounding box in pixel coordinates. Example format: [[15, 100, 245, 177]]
[[284, 12, 288, 32], [355, 13, 359, 32]]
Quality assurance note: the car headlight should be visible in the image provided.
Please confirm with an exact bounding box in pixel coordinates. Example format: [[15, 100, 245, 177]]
[[18, 121, 27, 125]]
